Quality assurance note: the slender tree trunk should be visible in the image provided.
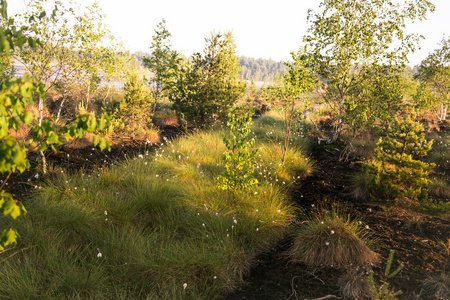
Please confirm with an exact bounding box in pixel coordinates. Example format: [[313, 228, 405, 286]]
[[55, 96, 66, 123], [439, 103, 447, 121], [103, 85, 111, 106], [131, 103, 135, 138], [152, 86, 160, 116], [85, 81, 91, 111], [332, 95, 344, 142], [38, 96, 47, 174]]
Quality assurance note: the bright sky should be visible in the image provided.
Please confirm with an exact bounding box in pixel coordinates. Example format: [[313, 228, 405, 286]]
[[8, 0, 450, 66]]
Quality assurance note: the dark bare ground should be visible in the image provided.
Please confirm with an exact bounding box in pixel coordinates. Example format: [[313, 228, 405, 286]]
[[225, 147, 450, 300], [2, 129, 449, 300]]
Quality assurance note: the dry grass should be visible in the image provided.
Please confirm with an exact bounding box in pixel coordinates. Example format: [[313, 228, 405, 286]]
[[435, 237, 450, 256], [428, 177, 450, 199], [421, 272, 450, 300], [64, 133, 97, 149], [287, 209, 379, 270], [153, 109, 180, 127], [349, 170, 373, 201], [8, 122, 31, 140], [339, 268, 374, 300]]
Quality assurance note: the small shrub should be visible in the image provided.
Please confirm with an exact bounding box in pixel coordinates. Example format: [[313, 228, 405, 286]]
[[218, 108, 259, 200], [287, 209, 378, 269], [153, 108, 179, 127], [368, 249, 404, 300], [111, 71, 152, 138], [364, 117, 434, 201]]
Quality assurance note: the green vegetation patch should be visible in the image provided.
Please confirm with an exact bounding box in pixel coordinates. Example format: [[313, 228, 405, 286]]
[[0, 126, 311, 299]]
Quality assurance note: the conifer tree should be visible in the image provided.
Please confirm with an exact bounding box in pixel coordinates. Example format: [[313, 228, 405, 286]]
[[364, 118, 434, 201], [171, 32, 246, 126], [143, 19, 180, 115], [115, 71, 151, 138]]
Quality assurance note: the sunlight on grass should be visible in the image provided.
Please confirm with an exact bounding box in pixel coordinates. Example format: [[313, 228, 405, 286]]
[[0, 118, 313, 299]]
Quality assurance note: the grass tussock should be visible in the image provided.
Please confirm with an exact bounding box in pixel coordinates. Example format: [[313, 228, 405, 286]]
[[252, 111, 315, 184], [349, 171, 373, 201], [287, 209, 379, 270], [428, 177, 450, 199], [0, 124, 309, 299], [427, 132, 450, 170], [339, 268, 374, 300], [421, 272, 450, 300]]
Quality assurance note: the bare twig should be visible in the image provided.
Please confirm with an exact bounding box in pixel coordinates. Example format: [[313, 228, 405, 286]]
[[309, 117, 321, 132], [0, 246, 36, 263], [309, 295, 340, 300], [287, 276, 301, 300], [0, 172, 12, 191]]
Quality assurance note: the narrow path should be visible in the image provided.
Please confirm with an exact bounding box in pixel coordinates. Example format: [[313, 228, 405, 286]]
[[225, 147, 352, 300], [225, 147, 450, 300]]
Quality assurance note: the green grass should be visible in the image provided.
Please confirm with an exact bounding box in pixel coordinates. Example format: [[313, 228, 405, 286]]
[[0, 113, 313, 299]]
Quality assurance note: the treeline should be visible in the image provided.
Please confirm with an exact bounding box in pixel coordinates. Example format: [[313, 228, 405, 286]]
[[135, 51, 288, 83], [239, 56, 288, 82]]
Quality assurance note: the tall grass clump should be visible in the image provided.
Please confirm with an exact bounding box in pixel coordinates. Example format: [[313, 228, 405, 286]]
[[252, 111, 315, 184], [0, 126, 302, 299], [287, 209, 378, 270], [427, 132, 450, 170]]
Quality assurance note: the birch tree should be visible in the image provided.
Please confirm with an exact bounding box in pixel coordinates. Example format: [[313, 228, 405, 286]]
[[304, 0, 435, 141]]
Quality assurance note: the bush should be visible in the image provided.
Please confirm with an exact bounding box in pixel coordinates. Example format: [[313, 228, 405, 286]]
[[364, 117, 434, 201]]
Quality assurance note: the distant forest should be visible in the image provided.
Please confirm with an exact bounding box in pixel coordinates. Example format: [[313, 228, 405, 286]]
[[134, 51, 287, 83], [239, 56, 287, 82]]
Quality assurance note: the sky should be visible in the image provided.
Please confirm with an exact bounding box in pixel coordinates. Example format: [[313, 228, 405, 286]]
[[7, 0, 450, 66]]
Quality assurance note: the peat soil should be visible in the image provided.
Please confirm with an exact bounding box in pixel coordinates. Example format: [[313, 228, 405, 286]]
[[225, 146, 450, 300], [3, 129, 449, 299]]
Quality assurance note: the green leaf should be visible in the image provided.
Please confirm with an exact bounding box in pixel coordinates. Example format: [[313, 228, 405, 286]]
[[3, 198, 21, 219], [37, 143, 47, 152], [20, 111, 34, 124], [92, 135, 99, 146], [1, 229, 18, 249], [46, 131, 61, 145]]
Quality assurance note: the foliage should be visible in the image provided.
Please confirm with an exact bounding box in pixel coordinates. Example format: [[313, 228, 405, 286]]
[[171, 32, 246, 126], [304, 0, 435, 141], [0, 0, 43, 251], [15, 0, 124, 115], [414, 36, 450, 121], [0, 0, 111, 250], [263, 48, 314, 164], [112, 71, 152, 138], [368, 250, 404, 300], [364, 118, 434, 201], [344, 65, 405, 137], [143, 19, 181, 114], [218, 108, 259, 200]]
